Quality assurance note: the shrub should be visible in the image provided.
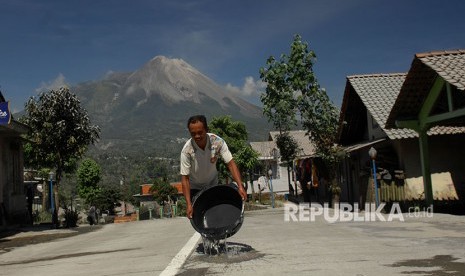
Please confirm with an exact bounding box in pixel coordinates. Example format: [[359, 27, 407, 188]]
[[63, 209, 79, 228], [150, 178, 177, 204], [34, 211, 52, 224], [176, 197, 187, 217]]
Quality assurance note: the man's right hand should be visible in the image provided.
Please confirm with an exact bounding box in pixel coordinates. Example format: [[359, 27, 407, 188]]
[[187, 203, 193, 219]]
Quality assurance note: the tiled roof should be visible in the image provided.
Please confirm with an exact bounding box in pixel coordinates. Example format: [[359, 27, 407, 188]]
[[140, 184, 153, 195], [138, 183, 183, 196], [386, 50, 465, 129], [249, 141, 277, 160], [346, 73, 465, 139], [269, 130, 316, 157], [346, 73, 419, 139], [250, 130, 316, 159], [417, 50, 465, 90]]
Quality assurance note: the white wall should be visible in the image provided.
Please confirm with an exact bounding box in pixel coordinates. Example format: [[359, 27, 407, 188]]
[[248, 163, 298, 195], [395, 134, 465, 198]]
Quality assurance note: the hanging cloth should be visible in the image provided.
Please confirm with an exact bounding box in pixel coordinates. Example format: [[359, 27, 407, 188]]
[[311, 159, 319, 188]]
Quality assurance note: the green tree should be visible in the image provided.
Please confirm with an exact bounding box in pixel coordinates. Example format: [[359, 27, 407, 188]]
[[260, 34, 321, 131], [260, 34, 341, 194], [121, 177, 140, 207], [233, 143, 260, 194], [299, 86, 344, 200], [275, 132, 299, 165], [77, 158, 102, 205], [149, 178, 177, 205], [209, 115, 247, 154], [209, 115, 259, 189], [94, 186, 121, 215], [21, 87, 100, 226], [150, 159, 178, 182]]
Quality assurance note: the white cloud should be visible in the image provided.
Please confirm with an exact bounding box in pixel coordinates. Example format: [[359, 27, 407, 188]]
[[104, 70, 115, 78], [35, 73, 68, 93], [225, 76, 266, 99]]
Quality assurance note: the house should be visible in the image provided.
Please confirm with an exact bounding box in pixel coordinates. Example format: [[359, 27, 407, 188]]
[[133, 184, 156, 208], [133, 182, 183, 208], [386, 50, 465, 207], [131, 182, 182, 220], [0, 92, 30, 227], [250, 130, 327, 202], [338, 53, 465, 209]]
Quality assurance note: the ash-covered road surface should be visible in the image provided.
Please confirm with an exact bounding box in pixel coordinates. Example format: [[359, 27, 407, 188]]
[[1, 206, 465, 276]]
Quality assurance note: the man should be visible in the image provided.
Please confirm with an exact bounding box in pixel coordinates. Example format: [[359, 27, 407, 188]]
[[180, 115, 247, 219], [87, 205, 96, 225]]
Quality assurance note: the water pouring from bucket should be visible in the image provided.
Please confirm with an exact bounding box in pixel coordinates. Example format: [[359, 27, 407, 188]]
[[190, 184, 245, 254]]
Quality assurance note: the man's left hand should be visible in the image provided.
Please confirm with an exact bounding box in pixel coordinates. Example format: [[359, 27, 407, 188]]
[[238, 186, 247, 201]]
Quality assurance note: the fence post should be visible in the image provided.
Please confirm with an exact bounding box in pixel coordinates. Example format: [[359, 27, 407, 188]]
[[171, 205, 177, 217]]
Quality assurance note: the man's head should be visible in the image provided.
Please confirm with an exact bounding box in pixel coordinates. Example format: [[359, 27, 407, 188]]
[[187, 115, 208, 131], [187, 115, 209, 148]]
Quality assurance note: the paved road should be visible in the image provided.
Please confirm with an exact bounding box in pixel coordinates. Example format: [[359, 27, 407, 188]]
[[180, 207, 465, 275], [0, 218, 194, 276], [1, 206, 465, 276]]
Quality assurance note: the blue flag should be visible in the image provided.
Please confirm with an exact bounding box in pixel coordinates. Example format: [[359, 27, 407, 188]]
[[0, 101, 11, 125]]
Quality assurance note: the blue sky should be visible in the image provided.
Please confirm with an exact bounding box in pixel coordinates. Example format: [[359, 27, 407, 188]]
[[1, 0, 465, 113]]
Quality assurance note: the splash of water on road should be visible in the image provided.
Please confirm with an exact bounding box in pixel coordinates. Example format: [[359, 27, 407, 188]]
[[195, 237, 263, 264]]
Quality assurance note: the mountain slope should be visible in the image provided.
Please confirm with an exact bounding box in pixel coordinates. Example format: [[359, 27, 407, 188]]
[[73, 56, 270, 158]]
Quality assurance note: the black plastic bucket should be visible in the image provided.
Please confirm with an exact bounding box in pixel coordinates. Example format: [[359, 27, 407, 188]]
[[190, 184, 244, 240]]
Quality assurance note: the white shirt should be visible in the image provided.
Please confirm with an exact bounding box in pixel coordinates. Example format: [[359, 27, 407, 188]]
[[180, 133, 233, 190]]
